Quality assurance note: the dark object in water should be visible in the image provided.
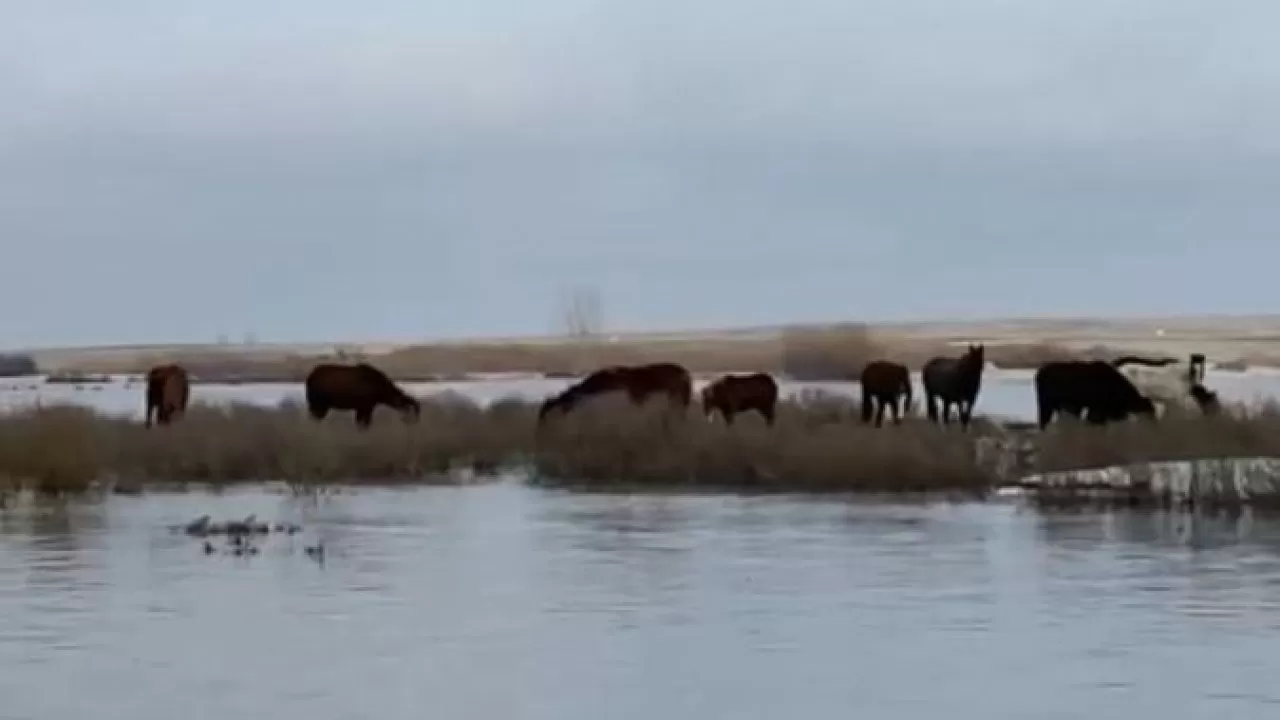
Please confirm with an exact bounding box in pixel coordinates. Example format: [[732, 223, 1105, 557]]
[[1034, 360, 1157, 429], [701, 372, 778, 426], [305, 542, 325, 565], [174, 514, 293, 538], [304, 362, 421, 429], [538, 362, 693, 425], [145, 363, 190, 428], [859, 360, 913, 427], [922, 344, 985, 429]]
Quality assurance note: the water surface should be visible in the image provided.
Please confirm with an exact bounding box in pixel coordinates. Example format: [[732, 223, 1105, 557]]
[[4, 483, 1280, 718]]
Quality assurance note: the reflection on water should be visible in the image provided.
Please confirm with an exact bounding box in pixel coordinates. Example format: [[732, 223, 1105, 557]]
[[6, 484, 1280, 717]]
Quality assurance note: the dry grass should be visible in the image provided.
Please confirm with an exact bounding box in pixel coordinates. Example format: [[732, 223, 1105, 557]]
[[42, 325, 1145, 383], [0, 390, 998, 496], [0, 395, 537, 495], [1030, 403, 1280, 474], [4, 389, 1280, 503], [529, 391, 996, 493]]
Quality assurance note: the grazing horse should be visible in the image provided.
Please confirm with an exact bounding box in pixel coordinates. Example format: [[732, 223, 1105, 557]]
[[859, 360, 912, 427], [921, 343, 985, 428], [1111, 353, 1211, 415], [537, 362, 692, 425], [701, 372, 779, 426], [1035, 360, 1157, 429], [145, 363, 190, 428], [304, 363, 421, 429]]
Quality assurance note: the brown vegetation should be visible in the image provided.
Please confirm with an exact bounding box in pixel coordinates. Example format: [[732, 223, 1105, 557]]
[[1, 390, 1279, 505], [33, 325, 1152, 384], [1029, 403, 1280, 475]]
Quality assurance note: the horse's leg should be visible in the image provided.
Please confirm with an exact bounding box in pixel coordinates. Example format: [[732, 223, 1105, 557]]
[[925, 392, 938, 423], [891, 395, 902, 425], [308, 402, 328, 422], [354, 406, 373, 430], [1038, 404, 1054, 430]]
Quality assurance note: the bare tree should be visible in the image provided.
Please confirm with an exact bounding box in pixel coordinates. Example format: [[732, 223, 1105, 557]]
[[560, 285, 603, 340], [556, 285, 605, 374]]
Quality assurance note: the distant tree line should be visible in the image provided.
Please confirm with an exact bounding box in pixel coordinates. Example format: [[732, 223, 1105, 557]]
[[0, 354, 38, 377]]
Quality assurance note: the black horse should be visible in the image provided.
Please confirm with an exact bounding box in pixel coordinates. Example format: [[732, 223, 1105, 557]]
[[1034, 360, 1157, 429], [921, 343, 985, 429], [859, 360, 912, 427]]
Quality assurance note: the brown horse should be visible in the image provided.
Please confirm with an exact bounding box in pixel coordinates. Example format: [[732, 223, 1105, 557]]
[[145, 363, 190, 428], [921, 343, 985, 429], [859, 360, 912, 427], [537, 362, 692, 425], [701, 372, 778, 426], [304, 363, 421, 429]]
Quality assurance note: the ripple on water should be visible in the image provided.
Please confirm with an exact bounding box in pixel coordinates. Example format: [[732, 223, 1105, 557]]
[[5, 489, 1280, 717]]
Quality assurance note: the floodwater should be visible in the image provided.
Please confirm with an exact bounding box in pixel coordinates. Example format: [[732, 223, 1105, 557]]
[[3, 485, 1280, 718], [5, 368, 1280, 423]]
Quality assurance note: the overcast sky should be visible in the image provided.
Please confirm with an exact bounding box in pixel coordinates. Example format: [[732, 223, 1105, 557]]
[[3, 0, 1279, 348]]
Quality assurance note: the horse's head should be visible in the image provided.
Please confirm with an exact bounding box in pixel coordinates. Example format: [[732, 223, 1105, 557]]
[[1133, 394, 1158, 421], [1187, 353, 1207, 385], [401, 396, 421, 424], [1189, 383, 1221, 415], [537, 394, 568, 424], [965, 343, 986, 370]]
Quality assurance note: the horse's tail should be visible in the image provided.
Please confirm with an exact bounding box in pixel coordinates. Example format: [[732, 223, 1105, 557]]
[[860, 385, 873, 424]]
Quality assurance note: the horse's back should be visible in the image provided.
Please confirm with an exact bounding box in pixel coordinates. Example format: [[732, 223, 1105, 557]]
[[627, 362, 693, 395], [306, 363, 398, 407], [1116, 362, 1188, 401], [709, 372, 777, 400], [1037, 359, 1144, 404], [861, 360, 909, 391], [147, 363, 189, 403]]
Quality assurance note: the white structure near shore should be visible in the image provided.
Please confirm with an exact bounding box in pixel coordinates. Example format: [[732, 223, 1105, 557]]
[[1014, 456, 1280, 504]]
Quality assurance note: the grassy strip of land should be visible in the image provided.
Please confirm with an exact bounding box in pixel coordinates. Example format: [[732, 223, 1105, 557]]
[[36, 325, 1138, 383], [2, 392, 1280, 504]]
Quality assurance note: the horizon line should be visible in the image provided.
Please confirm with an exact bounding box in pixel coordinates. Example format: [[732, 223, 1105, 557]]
[[14, 311, 1280, 357]]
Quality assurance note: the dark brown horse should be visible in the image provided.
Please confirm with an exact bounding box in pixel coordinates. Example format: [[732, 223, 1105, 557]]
[[701, 372, 778, 426], [859, 360, 912, 427], [1035, 360, 1156, 429], [145, 363, 190, 428], [921, 343, 985, 429], [537, 362, 692, 425], [304, 363, 421, 429]]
